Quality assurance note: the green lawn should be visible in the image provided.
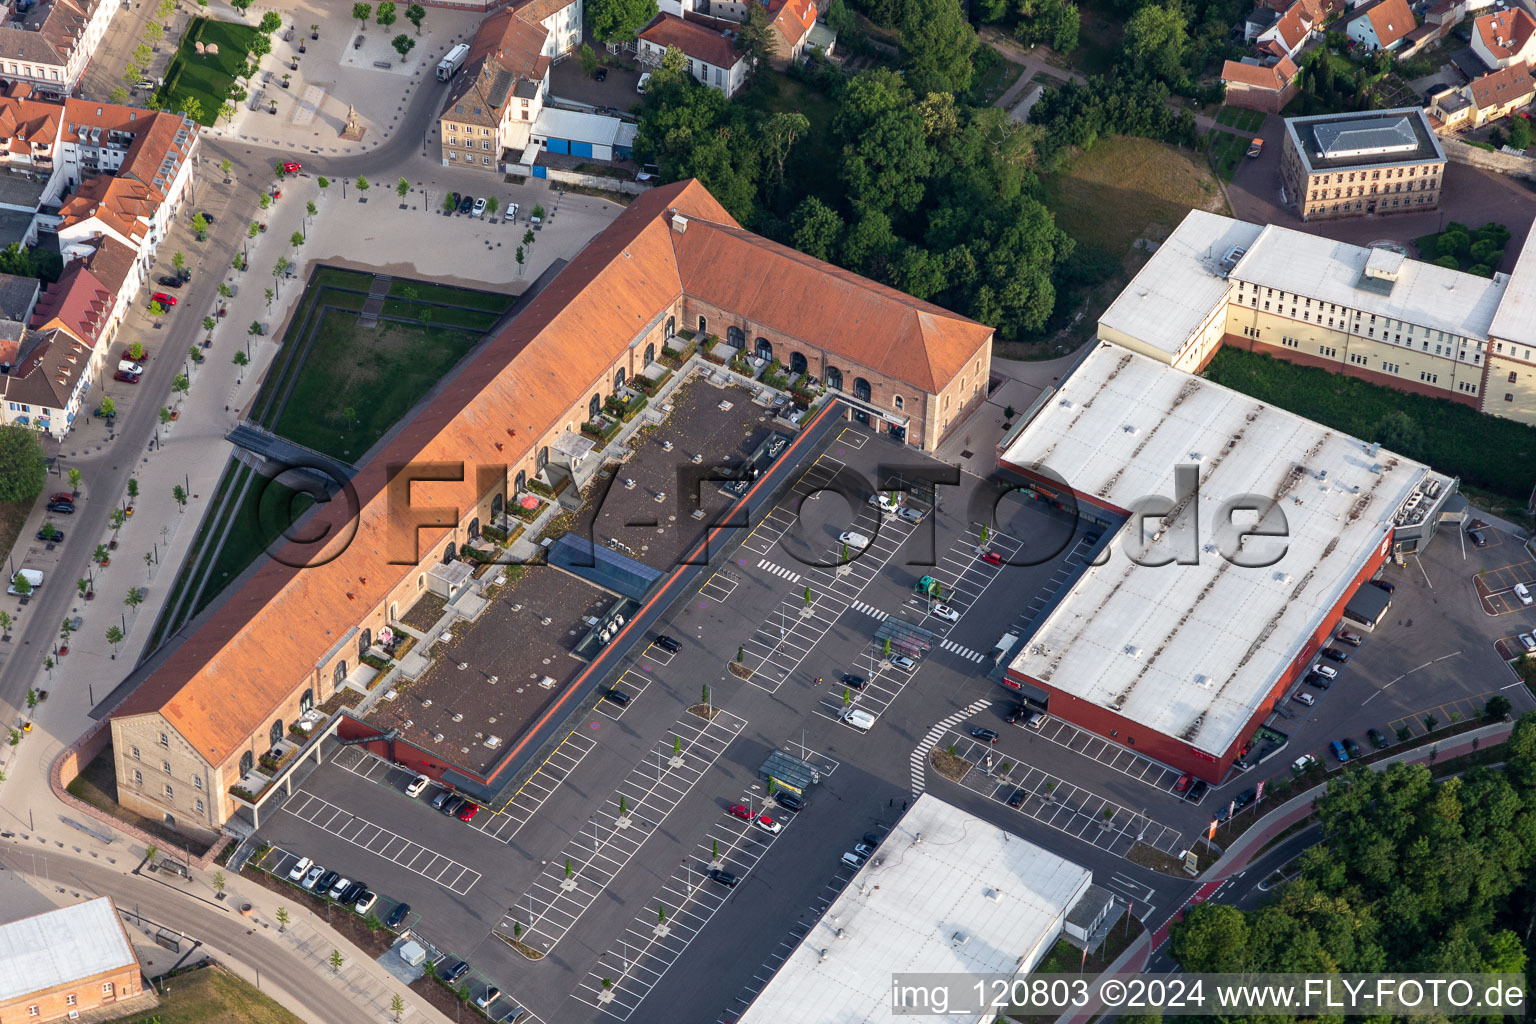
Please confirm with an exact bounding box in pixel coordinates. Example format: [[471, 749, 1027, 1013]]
[[1215, 106, 1265, 132], [158, 18, 263, 125], [384, 279, 516, 312], [273, 311, 482, 461], [965, 44, 1025, 106], [1207, 130, 1248, 182], [1203, 347, 1536, 501], [123, 965, 306, 1024]]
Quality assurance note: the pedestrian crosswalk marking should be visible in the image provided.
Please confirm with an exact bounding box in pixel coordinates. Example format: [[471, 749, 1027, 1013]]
[[757, 559, 803, 584], [849, 600, 887, 620], [909, 700, 991, 797], [937, 638, 986, 662]]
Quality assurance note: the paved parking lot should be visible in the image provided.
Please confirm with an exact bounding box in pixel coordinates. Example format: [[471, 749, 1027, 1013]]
[[282, 791, 483, 894], [1476, 557, 1536, 615]]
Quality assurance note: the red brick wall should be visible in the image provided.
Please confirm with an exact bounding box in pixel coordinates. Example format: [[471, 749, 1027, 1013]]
[[1223, 80, 1296, 115], [0, 966, 144, 1023]]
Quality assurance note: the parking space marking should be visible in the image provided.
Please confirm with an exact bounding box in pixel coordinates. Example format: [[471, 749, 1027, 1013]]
[[1031, 713, 1186, 794], [935, 637, 986, 662], [1474, 558, 1535, 615], [643, 643, 677, 665], [739, 456, 845, 557], [473, 728, 599, 843], [775, 741, 840, 777], [910, 701, 993, 797], [836, 428, 867, 449], [737, 511, 918, 693], [698, 572, 738, 603], [570, 811, 793, 1018], [596, 670, 652, 722], [1386, 690, 1502, 741], [941, 733, 1185, 857], [281, 792, 482, 894], [501, 708, 748, 955]]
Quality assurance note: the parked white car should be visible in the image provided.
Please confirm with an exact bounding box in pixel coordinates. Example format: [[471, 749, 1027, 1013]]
[[890, 654, 915, 670], [1312, 662, 1338, 679], [286, 856, 313, 882], [1293, 691, 1316, 707], [406, 773, 430, 797], [931, 602, 960, 622], [838, 531, 870, 550], [1520, 633, 1536, 653], [1515, 582, 1533, 606]]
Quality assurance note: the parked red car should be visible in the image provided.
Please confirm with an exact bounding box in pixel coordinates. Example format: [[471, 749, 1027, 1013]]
[[282, 161, 302, 173], [50, 493, 75, 505], [728, 803, 752, 821], [979, 550, 1003, 567], [457, 801, 479, 822], [113, 370, 141, 383], [151, 292, 177, 307], [1174, 772, 1193, 793]]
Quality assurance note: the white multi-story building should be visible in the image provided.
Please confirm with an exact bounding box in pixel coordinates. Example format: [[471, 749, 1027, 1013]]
[[0, 0, 121, 98], [1097, 208, 1536, 425]]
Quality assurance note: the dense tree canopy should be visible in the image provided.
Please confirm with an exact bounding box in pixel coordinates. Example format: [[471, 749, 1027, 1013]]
[[0, 423, 46, 503], [588, 0, 658, 43], [899, 0, 976, 96], [1170, 716, 1536, 1013]]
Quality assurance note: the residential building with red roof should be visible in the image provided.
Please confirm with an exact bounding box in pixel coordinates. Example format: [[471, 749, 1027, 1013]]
[[1465, 61, 1536, 124], [638, 14, 750, 97], [0, 266, 114, 439], [106, 179, 995, 838], [1346, 0, 1417, 50], [436, 0, 581, 172], [0, 0, 121, 98], [1221, 55, 1301, 113], [1472, 7, 1536, 68], [1257, 1, 1316, 58]]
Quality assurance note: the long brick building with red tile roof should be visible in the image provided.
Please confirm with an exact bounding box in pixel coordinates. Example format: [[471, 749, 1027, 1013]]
[[107, 179, 994, 837]]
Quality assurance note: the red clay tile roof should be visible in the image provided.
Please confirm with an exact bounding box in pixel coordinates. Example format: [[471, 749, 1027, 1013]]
[[0, 325, 91, 412], [639, 14, 746, 70], [1267, 2, 1313, 51], [1356, 0, 1416, 45], [1475, 7, 1536, 60], [80, 235, 138, 295], [109, 179, 992, 765], [440, 8, 551, 123], [30, 261, 111, 345], [1222, 57, 1299, 90], [1469, 61, 1535, 109], [769, 0, 817, 48]]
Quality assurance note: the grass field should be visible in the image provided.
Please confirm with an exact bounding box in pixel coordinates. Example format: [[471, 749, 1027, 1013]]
[[121, 965, 306, 1024], [1017, 136, 1229, 357], [158, 18, 263, 125], [1207, 130, 1251, 182], [965, 44, 1025, 106], [274, 313, 482, 461], [1215, 106, 1266, 133], [1204, 347, 1536, 503], [1072, 0, 1125, 76]]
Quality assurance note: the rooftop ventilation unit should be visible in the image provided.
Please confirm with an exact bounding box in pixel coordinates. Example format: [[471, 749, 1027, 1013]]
[[1123, 645, 1143, 659]]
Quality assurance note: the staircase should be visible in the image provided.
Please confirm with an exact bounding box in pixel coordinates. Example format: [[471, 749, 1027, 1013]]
[[357, 274, 393, 328]]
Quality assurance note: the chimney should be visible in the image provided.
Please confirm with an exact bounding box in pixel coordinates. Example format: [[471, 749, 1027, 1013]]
[[670, 212, 688, 233]]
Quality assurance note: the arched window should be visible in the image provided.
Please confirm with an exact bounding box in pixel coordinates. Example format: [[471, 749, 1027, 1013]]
[[698, 315, 707, 334], [726, 325, 745, 349], [269, 720, 283, 747], [468, 517, 480, 539], [512, 472, 524, 496], [755, 337, 772, 361], [893, 395, 904, 410], [537, 446, 549, 470], [492, 492, 505, 516], [589, 393, 601, 419], [300, 689, 314, 712], [239, 751, 253, 776], [790, 352, 808, 375], [333, 661, 347, 685], [443, 542, 456, 563], [389, 602, 398, 622], [417, 574, 426, 589], [644, 342, 655, 365], [825, 366, 843, 391], [614, 368, 626, 391], [666, 316, 676, 337], [358, 629, 371, 657], [853, 377, 872, 401]]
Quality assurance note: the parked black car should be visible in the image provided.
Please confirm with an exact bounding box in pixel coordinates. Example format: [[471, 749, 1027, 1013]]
[[1233, 787, 1257, 810], [708, 868, 738, 888], [441, 795, 466, 816], [1319, 647, 1351, 663], [1187, 779, 1208, 802], [442, 961, 470, 983], [1006, 789, 1026, 808], [1369, 578, 1396, 595], [594, 66, 608, 81], [840, 673, 865, 689], [315, 869, 340, 894], [1367, 727, 1388, 749], [156, 275, 184, 288], [458, 195, 474, 214], [776, 790, 803, 811], [604, 688, 632, 706], [1303, 672, 1333, 690], [653, 634, 681, 653], [385, 903, 411, 929], [1343, 737, 1363, 759], [46, 501, 76, 514]]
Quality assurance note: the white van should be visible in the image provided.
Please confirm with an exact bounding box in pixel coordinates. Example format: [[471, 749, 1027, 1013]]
[[117, 358, 144, 375], [7, 568, 42, 595], [840, 707, 875, 732]]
